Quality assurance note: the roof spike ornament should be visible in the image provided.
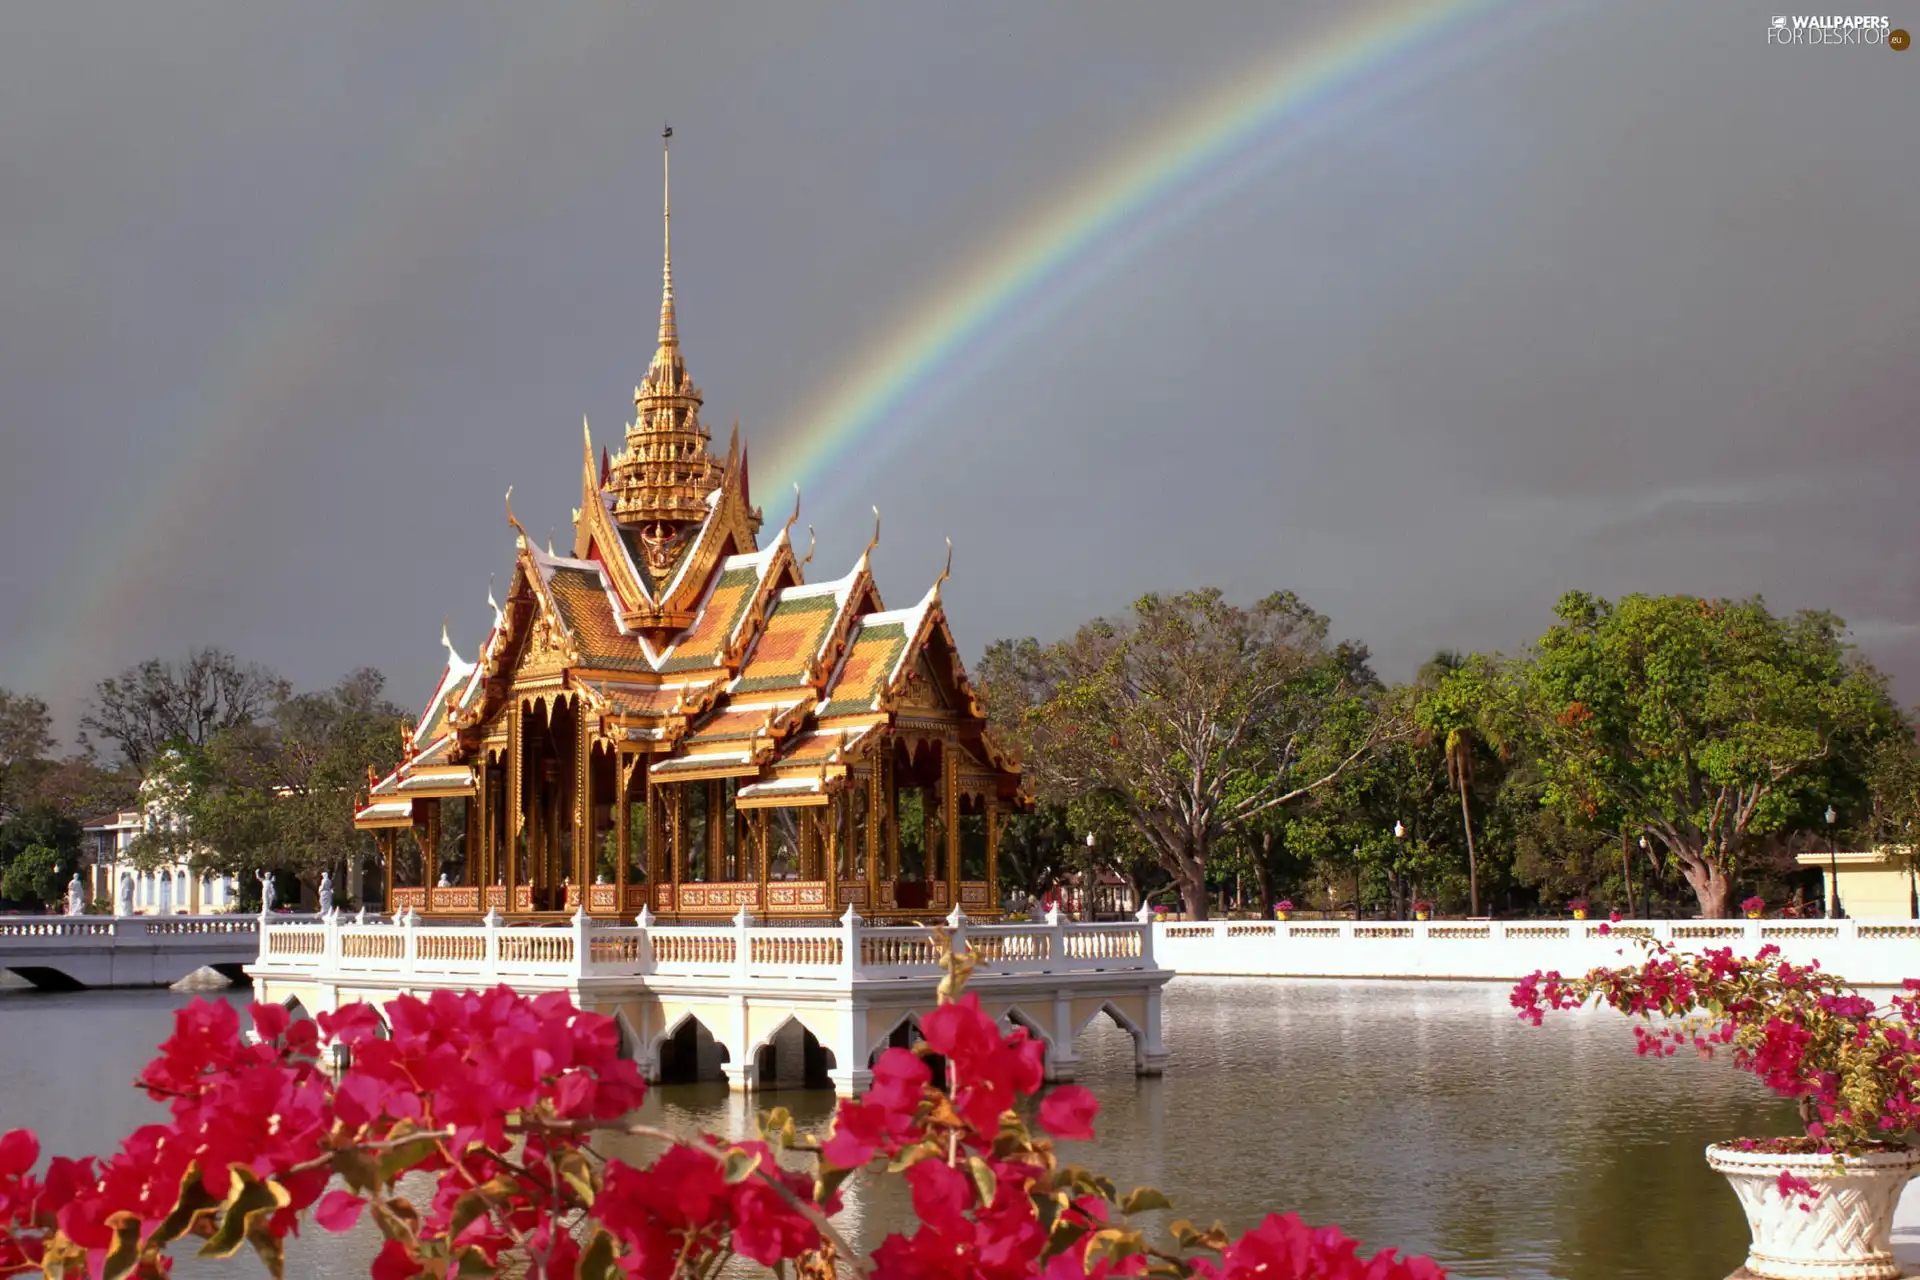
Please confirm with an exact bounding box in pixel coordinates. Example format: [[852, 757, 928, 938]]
[[487, 576, 501, 621], [801, 525, 816, 570], [658, 124, 676, 351], [504, 487, 530, 547], [931, 537, 953, 605], [860, 505, 882, 566], [781, 483, 802, 541]]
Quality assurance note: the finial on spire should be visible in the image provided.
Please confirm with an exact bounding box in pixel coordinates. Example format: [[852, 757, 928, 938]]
[[658, 123, 677, 350], [863, 506, 881, 561], [441, 616, 452, 652], [801, 525, 816, 570], [487, 575, 500, 619]]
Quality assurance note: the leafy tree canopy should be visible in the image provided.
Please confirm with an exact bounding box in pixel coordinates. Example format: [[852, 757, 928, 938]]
[[80, 648, 288, 771]]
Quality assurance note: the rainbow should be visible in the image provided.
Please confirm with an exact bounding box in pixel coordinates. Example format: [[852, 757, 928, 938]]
[[764, 0, 1567, 500]]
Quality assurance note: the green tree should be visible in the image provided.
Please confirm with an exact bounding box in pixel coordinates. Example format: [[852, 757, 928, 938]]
[[0, 689, 54, 822], [981, 591, 1402, 919], [0, 843, 64, 909], [1501, 593, 1901, 918], [80, 648, 287, 770]]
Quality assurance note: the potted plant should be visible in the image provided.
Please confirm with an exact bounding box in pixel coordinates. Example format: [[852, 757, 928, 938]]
[[1514, 939, 1920, 1278], [1743, 895, 1766, 919], [1411, 899, 1432, 921], [1274, 898, 1294, 921], [1567, 897, 1589, 920]]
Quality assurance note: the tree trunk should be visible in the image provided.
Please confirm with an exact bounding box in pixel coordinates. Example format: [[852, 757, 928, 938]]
[[1458, 786, 1480, 917], [1179, 845, 1209, 920], [1679, 852, 1733, 918]]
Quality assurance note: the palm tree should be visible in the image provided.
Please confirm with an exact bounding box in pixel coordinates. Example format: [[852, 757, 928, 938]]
[[1445, 726, 1481, 917]]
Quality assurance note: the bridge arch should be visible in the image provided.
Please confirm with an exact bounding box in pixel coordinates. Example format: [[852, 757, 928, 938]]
[[652, 1011, 730, 1086], [750, 1016, 836, 1091]]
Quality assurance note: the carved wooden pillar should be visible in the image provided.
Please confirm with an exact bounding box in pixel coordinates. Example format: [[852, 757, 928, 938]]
[[986, 796, 1001, 916], [669, 784, 684, 900], [944, 738, 960, 897], [423, 799, 442, 908], [867, 752, 882, 904], [508, 703, 524, 899], [615, 750, 630, 913], [463, 790, 477, 887], [382, 829, 395, 912], [574, 707, 592, 894], [755, 811, 770, 901], [474, 759, 490, 894]]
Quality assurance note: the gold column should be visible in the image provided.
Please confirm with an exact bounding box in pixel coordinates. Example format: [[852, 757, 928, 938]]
[[508, 703, 524, 900], [944, 740, 960, 897], [884, 753, 899, 881], [383, 829, 395, 911], [615, 751, 630, 914], [755, 812, 770, 903], [669, 784, 684, 900], [986, 797, 1001, 916], [707, 780, 725, 882], [475, 760, 491, 895], [575, 708, 592, 894], [424, 799, 441, 909], [867, 752, 882, 905]]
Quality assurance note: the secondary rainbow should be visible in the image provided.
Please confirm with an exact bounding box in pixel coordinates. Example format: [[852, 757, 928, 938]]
[[764, 0, 1559, 500]]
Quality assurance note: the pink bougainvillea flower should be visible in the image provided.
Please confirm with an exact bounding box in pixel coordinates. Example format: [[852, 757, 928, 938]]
[[1039, 1085, 1101, 1141]]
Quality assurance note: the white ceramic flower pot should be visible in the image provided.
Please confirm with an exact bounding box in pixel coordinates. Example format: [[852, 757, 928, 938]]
[[1707, 1143, 1920, 1279]]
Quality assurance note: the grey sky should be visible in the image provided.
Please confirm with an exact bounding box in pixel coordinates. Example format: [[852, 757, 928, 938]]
[[2, 1, 1916, 746]]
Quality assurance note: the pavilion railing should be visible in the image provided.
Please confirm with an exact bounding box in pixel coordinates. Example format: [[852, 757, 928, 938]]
[[249, 906, 1160, 986]]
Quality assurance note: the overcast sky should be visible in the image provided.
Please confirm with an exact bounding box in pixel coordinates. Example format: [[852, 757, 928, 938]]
[[2, 1, 1916, 746]]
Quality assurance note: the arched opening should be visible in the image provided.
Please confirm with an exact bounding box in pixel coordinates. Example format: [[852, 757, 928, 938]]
[[1000, 1008, 1053, 1071], [869, 1014, 946, 1091], [752, 1018, 836, 1091], [1073, 1003, 1146, 1073], [657, 1015, 729, 1085]]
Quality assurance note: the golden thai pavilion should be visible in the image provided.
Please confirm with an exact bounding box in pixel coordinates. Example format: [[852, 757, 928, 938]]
[[355, 143, 1022, 921]]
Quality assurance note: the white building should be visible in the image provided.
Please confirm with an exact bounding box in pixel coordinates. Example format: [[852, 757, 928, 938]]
[[82, 809, 239, 916]]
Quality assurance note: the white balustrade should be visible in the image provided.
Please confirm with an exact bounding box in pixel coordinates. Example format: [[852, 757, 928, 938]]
[[250, 907, 1163, 987], [1152, 917, 1920, 987]]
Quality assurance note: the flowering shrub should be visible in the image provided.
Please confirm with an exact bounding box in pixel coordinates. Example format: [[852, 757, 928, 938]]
[[1275, 900, 1294, 913], [1410, 901, 1432, 916], [1741, 896, 1765, 916], [1512, 938, 1920, 1154], [0, 941, 1443, 1279], [1565, 899, 1588, 916]]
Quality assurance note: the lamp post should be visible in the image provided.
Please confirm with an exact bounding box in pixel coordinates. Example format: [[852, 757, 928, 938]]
[[1825, 805, 1840, 920], [1637, 835, 1649, 919], [1085, 831, 1096, 921], [1393, 821, 1406, 919]]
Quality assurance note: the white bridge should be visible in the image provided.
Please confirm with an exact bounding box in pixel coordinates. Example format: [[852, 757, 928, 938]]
[[249, 907, 1172, 1097], [0, 915, 274, 990]]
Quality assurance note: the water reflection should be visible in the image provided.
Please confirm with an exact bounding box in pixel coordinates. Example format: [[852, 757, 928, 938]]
[[0, 978, 1788, 1278]]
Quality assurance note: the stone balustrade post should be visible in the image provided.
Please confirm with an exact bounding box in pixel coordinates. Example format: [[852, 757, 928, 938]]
[[633, 907, 656, 975], [483, 908, 502, 979], [733, 906, 753, 980], [323, 911, 342, 972], [571, 908, 592, 978], [402, 908, 419, 976], [1135, 903, 1157, 969], [840, 905, 863, 983], [1046, 903, 1071, 971]]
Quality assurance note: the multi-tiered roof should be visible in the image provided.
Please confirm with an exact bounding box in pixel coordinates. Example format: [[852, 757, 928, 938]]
[[357, 139, 1020, 839]]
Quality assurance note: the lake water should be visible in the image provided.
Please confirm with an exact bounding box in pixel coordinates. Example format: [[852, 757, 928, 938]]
[[0, 977, 1789, 1278]]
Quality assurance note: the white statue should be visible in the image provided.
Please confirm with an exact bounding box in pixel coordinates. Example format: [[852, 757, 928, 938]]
[[117, 876, 133, 917], [318, 871, 334, 917], [257, 869, 276, 915], [437, 873, 451, 888], [66, 873, 85, 916]]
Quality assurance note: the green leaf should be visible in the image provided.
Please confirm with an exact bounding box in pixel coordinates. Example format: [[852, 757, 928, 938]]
[[100, 1212, 144, 1280], [721, 1148, 762, 1185], [556, 1149, 598, 1208], [578, 1228, 621, 1280], [147, 1160, 225, 1250], [448, 1188, 494, 1244], [331, 1146, 382, 1195], [454, 1245, 500, 1278], [247, 1222, 287, 1280], [966, 1155, 997, 1207], [377, 1121, 441, 1181], [200, 1166, 291, 1260], [1121, 1186, 1173, 1216]]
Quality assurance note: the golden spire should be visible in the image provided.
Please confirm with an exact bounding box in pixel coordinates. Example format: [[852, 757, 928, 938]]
[[604, 122, 724, 543], [658, 125, 677, 351]]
